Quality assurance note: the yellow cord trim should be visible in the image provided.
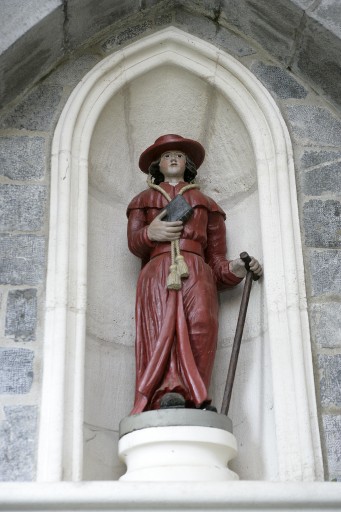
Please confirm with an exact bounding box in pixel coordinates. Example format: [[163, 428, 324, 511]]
[[147, 175, 200, 289]]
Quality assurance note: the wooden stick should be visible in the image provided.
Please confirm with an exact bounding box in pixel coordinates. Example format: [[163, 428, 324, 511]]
[[220, 252, 258, 416]]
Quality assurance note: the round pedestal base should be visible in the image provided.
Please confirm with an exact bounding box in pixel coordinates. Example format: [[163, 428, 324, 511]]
[[118, 410, 238, 482]]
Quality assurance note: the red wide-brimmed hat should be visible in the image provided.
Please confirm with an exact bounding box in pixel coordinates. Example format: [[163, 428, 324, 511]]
[[139, 134, 205, 173]]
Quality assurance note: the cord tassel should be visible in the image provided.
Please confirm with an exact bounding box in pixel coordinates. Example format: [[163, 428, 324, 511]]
[[174, 239, 189, 278], [167, 241, 181, 289], [175, 255, 189, 278], [167, 264, 182, 290], [148, 175, 200, 290]]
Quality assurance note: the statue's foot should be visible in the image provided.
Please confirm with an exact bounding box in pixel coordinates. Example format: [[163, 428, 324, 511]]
[[200, 403, 218, 413], [160, 392, 186, 409]]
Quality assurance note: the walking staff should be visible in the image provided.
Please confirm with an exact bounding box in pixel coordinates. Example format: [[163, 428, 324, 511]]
[[221, 252, 261, 416]]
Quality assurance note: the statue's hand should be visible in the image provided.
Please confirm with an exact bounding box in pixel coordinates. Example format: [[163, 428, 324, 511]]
[[147, 210, 183, 242], [229, 257, 263, 279]]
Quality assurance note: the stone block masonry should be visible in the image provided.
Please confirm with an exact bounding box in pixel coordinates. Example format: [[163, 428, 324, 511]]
[[0, 406, 37, 481], [247, 42, 341, 481], [310, 302, 341, 349], [0, 31, 101, 479], [5, 289, 37, 342], [1, 85, 63, 132], [304, 200, 341, 248], [0, 137, 46, 180], [0, 235, 45, 286], [302, 161, 341, 196], [319, 354, 341, 409], [283, 100, 341, 482], [322, 415, 341, 482], [1, 0, 341, 109], [286, 105, 341, 146], [0, 48, 59, 481], [0, 349, 34, 394], [251, 61, 307, 99], [0, 185, 46, 232]]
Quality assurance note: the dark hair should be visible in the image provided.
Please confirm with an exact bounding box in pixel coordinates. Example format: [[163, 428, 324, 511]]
[[148, 155, 197, 185]]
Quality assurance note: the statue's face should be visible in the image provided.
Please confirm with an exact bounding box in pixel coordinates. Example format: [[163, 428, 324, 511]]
[[159, 150, 186, 182]]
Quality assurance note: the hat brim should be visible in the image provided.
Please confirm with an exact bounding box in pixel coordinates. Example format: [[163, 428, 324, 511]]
[[139, 138, 205, 173]]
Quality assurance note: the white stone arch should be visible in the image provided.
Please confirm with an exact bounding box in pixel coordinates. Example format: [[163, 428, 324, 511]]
[[37, 27, 323, 482]]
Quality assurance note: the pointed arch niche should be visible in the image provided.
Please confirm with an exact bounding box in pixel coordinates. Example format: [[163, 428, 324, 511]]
[[37, 28, 323, 482]]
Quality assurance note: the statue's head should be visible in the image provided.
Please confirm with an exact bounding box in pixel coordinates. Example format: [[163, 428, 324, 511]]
[[139, 135, 205, 184]]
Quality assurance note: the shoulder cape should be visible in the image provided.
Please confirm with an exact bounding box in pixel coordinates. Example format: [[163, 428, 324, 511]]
[[127, 187, 226, 219]]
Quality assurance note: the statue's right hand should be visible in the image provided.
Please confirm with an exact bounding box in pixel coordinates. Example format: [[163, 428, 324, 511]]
[[147, 210, 183, 242]]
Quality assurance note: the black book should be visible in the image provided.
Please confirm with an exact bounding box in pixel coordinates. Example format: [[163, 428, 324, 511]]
[[162, 194, 194, 223]]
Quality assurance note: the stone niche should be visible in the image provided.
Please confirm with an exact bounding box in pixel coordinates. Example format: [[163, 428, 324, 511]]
[[37, 28, 323, 483], [84, 64, 272, 480]]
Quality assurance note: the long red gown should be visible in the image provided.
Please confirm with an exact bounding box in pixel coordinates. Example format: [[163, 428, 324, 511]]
[[127, 181, 242, 415]]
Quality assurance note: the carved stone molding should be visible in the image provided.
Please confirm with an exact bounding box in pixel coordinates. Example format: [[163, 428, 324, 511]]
[[37, 27, 323, 482]]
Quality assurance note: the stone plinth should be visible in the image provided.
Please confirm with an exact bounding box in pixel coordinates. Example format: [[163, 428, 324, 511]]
[[118, 409, 238, 482]]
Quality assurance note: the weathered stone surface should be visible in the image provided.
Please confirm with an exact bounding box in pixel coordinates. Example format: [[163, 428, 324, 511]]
[[0, 0, 62, 54], [322, 414, 341, 481], [0, 349, 34, 394], [220, 0, 303, 64], [1, 0, 341, 112], [67, 0, 140, 50], [0, 235, 45, 285], [286, 106, 341, 146], [301, 150, 341, 170], [102, 14, 156, 51], [177, 0, 222, 15], [294, 14, 341, 107], [0, 5, 64, 110], [44, 54, 101, 87], [5, 289, 37, 342], [175, 9, 217, 42], [175, 9, 255, 57], [1, 85, 63, 131], [304, 200, 341, 248], [0, 185, 46, 232], [0, 405, 37, 481], [102, 21, 153, 51], [303, 162, 341, 196], [319, 354, 341, 408], [0, 137, 46, 180], [291, 0, 316, 7], [155, 13, 173, 26], [215, 25, 256, 57], [310, 302, 341, 348], [300, 150, 341, 195], [251, 61, 307, 99], [310, 0, 341, 40], [309, 250, 341, 296]]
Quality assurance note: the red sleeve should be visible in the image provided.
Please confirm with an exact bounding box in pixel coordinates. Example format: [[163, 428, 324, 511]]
[[205, 212, 243, 290], [127, 208, 156, 261]]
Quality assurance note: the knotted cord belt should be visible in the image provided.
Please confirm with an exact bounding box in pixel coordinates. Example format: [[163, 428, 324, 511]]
[[147, 176, 200, 290]]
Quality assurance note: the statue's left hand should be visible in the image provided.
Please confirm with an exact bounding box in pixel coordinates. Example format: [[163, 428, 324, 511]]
[[229, 257, 263, 279]]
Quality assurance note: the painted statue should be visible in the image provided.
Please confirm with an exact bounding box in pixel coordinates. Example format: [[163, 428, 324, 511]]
[[127, 134, 262, 415]]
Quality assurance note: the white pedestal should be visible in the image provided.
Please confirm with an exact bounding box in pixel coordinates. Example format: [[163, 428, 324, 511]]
[[118, 410, 238, 482]]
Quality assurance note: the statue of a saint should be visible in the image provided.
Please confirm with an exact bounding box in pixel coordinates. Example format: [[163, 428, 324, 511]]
[[127, 134, 262, 415]]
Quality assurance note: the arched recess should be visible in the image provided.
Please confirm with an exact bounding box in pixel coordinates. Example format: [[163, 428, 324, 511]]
[[37, 27, 323, 482]]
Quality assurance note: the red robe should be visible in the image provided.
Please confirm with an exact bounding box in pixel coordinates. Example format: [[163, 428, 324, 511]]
[[127, 182, 242, 414]]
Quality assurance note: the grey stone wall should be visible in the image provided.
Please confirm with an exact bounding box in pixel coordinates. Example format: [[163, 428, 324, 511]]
[[1, 1, 341, 110], [0, 100, 49, 478], [0, 0, 340, 481], [0, 45, 101, 479], [248, 60, 341, 481]]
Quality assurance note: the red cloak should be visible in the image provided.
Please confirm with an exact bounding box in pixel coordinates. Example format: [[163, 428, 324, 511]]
[[127, 182, 242, 414]]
